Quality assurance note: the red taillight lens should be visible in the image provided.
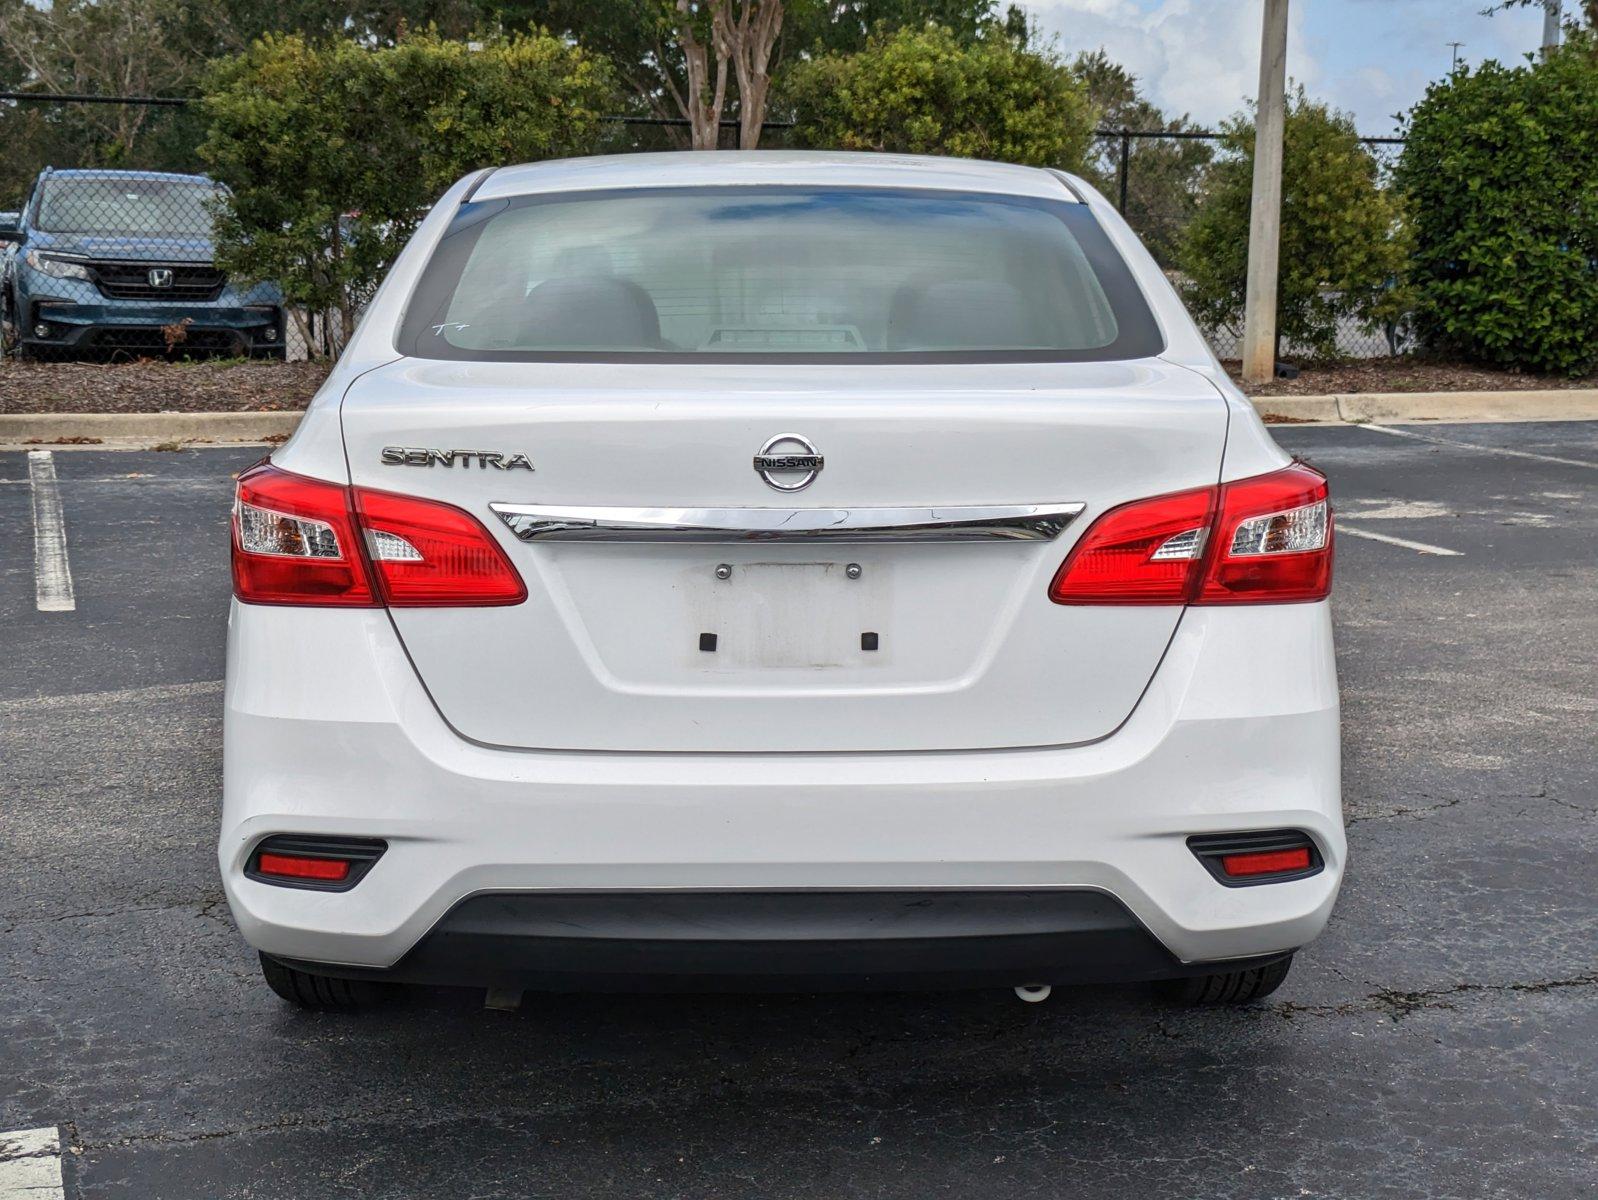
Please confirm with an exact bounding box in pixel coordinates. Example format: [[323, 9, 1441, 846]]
[[255, 852, 351, 882], [1220, 847, 1313, 877], [1048, 464, 1332, 606], [354, 488, 527, 607], [232, 463, 375, 606], [1047, 486, 1215, 604], [232, 465, 525, 608]]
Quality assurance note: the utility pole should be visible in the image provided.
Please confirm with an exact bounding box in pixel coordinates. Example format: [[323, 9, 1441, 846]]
[[1241, 0, 1289, 386], [1449, 41, 1465, 69], [1541, 0, 1562, 57]]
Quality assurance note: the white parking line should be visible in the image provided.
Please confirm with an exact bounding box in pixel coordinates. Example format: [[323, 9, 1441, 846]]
[[1363, 423, 1598, 470], [1337, 522, 1463, 556], [27, 451, 76, 613], [0, 1127, 65, 1200]]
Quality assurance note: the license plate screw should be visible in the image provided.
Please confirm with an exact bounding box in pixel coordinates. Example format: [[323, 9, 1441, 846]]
[[845, 563, 862, 580], [714, 563, 733, 580]]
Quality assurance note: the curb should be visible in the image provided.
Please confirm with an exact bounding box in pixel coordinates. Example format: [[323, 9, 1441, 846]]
[[5, 389, 1598, 447], [1252, 388, 1598, 425], [0, 411, 300, 448]]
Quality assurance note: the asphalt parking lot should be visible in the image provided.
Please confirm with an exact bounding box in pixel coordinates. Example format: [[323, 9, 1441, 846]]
[[2, 421, 1595, 1199]]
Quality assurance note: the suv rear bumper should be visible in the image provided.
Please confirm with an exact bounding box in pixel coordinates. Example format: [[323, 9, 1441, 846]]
[[268, 889, 1292, 992], [221, 600, 1344, 982]]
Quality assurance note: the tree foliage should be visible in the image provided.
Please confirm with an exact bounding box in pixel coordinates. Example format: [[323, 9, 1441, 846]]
[[1395, 36, 1598, 375], [1072, 50, 1210, 266], [783, 23, 1093, 169], [0, 0, 219, 203], [1179, 91, 1408, 360], [198, 31, 614, 352]]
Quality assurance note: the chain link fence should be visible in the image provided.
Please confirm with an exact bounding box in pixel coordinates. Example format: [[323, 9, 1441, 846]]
[[1, 92, 1408, 367]]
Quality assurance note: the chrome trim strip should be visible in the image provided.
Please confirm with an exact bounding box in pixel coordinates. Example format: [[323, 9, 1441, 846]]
[[490, 503, 1086, 544]]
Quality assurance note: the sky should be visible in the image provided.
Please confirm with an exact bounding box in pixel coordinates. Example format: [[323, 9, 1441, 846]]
[[1018, 0, 1554, 135]]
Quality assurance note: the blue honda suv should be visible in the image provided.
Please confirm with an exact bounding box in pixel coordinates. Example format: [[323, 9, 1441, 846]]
[[0, 167, 285, 360]]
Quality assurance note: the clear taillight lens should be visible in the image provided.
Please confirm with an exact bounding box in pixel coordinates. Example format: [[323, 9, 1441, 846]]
[[1049, 463, 1332, 606], [231, 464, 525, 608]]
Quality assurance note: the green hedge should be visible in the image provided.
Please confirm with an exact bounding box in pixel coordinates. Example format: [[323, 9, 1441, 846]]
[[199, 31, 615, 349], [1396, 38, 1598, 376], [783, 25, 1094, 171], [1179, 91, 1408, 361]]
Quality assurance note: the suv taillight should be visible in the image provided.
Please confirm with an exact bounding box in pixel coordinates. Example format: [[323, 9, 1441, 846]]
[[1049, 463, 1332, 606], [232, 464, 525, 607]]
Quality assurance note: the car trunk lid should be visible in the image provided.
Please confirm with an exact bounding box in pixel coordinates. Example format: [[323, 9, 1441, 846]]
[[340, 357, 1227, 752]]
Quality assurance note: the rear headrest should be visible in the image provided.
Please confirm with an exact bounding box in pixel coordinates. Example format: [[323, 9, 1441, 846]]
[[519, 276, 661, 349], [886, 279, 1042, 351]]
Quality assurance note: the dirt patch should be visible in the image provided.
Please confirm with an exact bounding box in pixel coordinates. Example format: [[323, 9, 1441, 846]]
[[1229, 358, 1598, 397], [0, 359, 330, 414]]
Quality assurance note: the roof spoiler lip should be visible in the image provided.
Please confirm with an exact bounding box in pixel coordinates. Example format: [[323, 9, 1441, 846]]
[[460, 165, 498, 206], [1044, 168, 1090, 204]]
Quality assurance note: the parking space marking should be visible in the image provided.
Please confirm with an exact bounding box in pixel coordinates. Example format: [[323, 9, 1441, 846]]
[[1337, 522, 1464, 556], [1363, 423, 1598, 470], [0, 1127, 65, 1200], [27, 451, 76, 613]]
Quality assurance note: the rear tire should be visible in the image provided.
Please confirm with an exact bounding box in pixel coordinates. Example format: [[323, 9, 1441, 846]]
[[259, 952, 390, 1012], [1155, 953, 1294, 1006]]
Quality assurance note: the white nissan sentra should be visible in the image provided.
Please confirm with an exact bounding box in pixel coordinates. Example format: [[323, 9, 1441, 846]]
[[220, 152, 1343, 1011]]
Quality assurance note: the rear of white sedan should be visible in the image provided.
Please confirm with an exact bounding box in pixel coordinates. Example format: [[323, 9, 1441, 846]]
[[219, 152, 1343, 1010]]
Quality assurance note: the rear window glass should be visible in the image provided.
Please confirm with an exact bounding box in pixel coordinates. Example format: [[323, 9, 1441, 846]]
[[398, 186, 1163, 363]]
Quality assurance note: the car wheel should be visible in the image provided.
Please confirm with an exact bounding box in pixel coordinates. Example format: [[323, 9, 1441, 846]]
[[1155, 953, 1294, 1006], [258, 952, 391, 1012]]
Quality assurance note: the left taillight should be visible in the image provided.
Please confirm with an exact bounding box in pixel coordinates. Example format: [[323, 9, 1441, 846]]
[[232, 463, 525, 608], [232, 463, 375, 606]]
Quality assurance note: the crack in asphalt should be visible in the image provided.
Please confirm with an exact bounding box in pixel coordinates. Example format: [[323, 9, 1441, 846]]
[[1270, 972, 1598, 1022], [1345, 782, 1593, 825]]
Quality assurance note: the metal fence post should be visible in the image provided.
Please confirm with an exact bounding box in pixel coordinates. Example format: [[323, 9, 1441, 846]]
[[1117, 129, 1131, 214]]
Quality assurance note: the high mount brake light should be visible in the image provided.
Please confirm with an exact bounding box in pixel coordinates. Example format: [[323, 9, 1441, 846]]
[[232, 464, 526, 608], [1049, 463, 1332, 606]]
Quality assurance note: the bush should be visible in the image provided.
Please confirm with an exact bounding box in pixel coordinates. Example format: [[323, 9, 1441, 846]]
[[1395, 38, 1598, 376], [199, 31, 614, 353], [783, 24, 1094, 170], [1179, 91, 1408, 361]]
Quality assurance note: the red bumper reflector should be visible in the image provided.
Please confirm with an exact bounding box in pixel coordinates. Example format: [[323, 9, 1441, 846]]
[[256, 852, 352, 882], [1220, 847, 1313, 878]]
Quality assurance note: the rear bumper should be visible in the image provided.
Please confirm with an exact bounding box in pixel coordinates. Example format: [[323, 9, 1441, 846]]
[[270, 889, 1290, 992], [221, 600, 1345, 982]]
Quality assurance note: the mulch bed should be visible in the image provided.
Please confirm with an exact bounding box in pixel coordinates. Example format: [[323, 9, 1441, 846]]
[[1227, 358, 1597, 397], [0, 360, 331, 414], [2, 356, 1594, 413]]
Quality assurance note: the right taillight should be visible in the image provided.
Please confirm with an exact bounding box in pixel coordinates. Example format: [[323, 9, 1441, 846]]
[[1049, 463, 1332, 606], [1196, 463, 1331, 605], [232, 463, 525, 608]]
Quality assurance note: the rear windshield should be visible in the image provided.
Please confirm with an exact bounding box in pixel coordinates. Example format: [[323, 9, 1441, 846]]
[[36, 177, 219, 238], [398, 186, 1163, 363]]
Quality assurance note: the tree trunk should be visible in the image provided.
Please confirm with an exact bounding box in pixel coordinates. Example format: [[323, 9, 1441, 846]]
[[716, 1, 784, 150], [676, 1, 730, 151]]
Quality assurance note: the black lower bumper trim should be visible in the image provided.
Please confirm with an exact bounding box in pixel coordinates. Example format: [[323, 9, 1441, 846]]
[[274, 890, 1293, 993]]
